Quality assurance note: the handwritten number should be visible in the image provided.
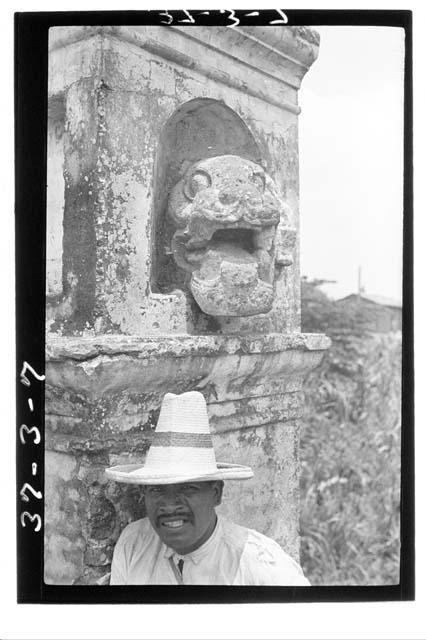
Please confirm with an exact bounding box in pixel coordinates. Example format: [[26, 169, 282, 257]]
[[19, 362, 43, 535], [20, 361, 45, 387], [152, 9, 289, 27], [220, 9, 240, 28], [20, 483, 43, 503], [270, 9, 288, 24], [19, 424, 41, 445], [159, 10, 173, 24], [179, 10, 195, 23], [21, 512, 42, 532]]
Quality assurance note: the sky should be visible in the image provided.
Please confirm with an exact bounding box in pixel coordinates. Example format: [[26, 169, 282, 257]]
[[299, 26, 405, 302]]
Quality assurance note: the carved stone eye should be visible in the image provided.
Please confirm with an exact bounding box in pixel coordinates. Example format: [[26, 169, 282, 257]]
[[251, 173, 265, 192], [183, 170, 211, 200]]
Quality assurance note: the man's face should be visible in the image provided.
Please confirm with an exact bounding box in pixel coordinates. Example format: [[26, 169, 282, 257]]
[[143, 481, 223, 555]]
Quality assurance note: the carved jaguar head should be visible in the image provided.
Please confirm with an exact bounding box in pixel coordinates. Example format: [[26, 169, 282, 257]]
[[167, 155, 295, 317]]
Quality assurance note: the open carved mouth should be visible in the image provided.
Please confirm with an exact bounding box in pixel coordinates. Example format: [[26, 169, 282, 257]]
[[195, 231, 275, 315], [172, 217, 278, 317], [167, 155, 293, 317]]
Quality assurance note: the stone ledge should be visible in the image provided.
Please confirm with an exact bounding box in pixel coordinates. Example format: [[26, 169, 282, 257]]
[[46, 332, 331, 361], [48, 25, 319, 99], [45, 333, 330, 398]]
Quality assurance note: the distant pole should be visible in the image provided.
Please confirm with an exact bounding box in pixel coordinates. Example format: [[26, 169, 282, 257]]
[[358, 266, 362, 299]]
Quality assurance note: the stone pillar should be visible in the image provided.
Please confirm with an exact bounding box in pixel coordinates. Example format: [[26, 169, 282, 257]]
[[45, 25, 329, 584]]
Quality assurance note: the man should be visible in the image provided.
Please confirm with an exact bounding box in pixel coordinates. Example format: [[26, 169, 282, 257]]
[[106, 391, 309, 586]]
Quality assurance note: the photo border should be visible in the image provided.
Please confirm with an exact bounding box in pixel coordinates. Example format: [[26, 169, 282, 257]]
[[15, 8, 413, 604]]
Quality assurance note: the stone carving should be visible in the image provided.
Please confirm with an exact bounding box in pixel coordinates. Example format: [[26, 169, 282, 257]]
[[167, 155, 296, 316]]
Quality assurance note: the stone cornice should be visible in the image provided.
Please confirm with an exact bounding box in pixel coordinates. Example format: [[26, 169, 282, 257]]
[[45, 333, 330, 400], [49, 25, 319, 62], [169, 25, 320, 88], [49, 25, 319, 106], [46, 333, 330, 361]]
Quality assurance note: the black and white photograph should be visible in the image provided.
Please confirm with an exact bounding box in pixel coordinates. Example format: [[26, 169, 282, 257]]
[[13, 8, 414, 618]]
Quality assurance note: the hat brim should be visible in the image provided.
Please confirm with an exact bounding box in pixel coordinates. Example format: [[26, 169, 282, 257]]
[[105, 462, 253, 484]]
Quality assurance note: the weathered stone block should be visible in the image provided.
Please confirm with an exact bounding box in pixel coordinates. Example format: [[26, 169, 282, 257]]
[[216, 420, 302, 559], [45, 25, 327, 584]]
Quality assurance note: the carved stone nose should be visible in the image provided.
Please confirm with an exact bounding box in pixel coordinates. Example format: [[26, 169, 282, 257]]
[[218, 189, 238, 205]]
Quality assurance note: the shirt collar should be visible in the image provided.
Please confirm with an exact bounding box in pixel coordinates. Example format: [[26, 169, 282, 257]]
[[163, 516, 222, 565]]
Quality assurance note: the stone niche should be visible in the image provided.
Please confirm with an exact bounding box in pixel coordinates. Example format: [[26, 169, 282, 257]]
[[45, 25, 329, 584]]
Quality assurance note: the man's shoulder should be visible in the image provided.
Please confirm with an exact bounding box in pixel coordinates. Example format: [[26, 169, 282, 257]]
[[222, 519, 289, 561], [244, 527, 296, 563], [220, 518, 309, 585], [110, 518, 155, 584], [221, 518, 281, 552], [117, 517, 151, 546]]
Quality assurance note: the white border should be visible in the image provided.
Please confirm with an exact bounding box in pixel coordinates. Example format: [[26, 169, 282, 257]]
[[3, 2, 425, 639]]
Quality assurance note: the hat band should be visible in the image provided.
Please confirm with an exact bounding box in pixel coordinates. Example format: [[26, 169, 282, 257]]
[[152, 431, 213, 448]]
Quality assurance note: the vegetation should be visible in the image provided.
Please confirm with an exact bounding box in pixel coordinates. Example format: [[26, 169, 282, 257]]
[[300, 279, 401, 585]]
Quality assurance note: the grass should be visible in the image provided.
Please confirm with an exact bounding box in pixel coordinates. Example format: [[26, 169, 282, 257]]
[[299, 282, 401, 585]]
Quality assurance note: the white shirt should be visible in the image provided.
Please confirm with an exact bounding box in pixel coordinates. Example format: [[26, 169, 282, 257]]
[[110, 516, 310, 586]]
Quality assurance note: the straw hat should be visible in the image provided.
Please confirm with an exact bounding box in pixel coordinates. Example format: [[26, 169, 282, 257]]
[[105, 391, 253, 484]]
